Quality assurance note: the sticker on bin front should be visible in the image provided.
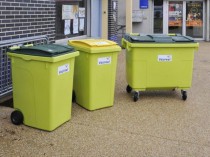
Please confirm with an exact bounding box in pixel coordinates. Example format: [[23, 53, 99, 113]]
[[58, 64, 70, 75], [98, 57, 111, 65], [158, 55, 172, 62]]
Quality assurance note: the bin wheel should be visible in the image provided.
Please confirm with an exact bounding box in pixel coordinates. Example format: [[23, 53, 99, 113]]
[[126, 85, 132, 93], [133, 92, 139, 102], [72, 90, 76, 102], [11, 110, 23, 125], [181, 90, 187, 101]]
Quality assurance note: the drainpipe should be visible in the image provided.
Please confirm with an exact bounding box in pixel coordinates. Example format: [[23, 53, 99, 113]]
[[126, 0, 132, 33], [102, 0, 108, 39]]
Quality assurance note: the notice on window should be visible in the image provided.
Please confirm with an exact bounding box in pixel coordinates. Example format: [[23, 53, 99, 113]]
[[79, 8, 85, 18], [62, 5, 71, 20], [73, 18, 79, 34], [64, 20, 70, 35], [168, 3, 183, 27], [186, 2, 203, 27], [79, 18, 84, 31], [62, 5, 79, 20]]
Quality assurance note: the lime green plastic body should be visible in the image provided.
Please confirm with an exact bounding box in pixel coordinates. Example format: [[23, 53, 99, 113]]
[[122, 38, 199, 91], [68, 39, 121, 110], [8, 51, 79, 131]]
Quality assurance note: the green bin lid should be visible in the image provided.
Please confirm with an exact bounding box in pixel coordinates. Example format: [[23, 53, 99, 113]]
[[9, 44, 75, 57], [124, 34, 195, 43], [148, 34, 174, 43], [129, 36, 155, 43], [171, 36, 195, 42]]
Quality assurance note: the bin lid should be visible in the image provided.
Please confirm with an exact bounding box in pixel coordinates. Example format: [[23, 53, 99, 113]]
[[9, 44, 75, 57], [68, 39, 121, 53], [69, 39, 117, 47], [148, 34, 174, 43], [124, 34, 195, 43], [171, 36, 195, 42], [128, 36, 155, 43]]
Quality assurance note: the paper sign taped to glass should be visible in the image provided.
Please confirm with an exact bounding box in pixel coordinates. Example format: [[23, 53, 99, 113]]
[[62, 5, 79, 20]]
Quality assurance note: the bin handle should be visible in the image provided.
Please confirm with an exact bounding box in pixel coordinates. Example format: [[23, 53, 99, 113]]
[[125, 41, 131, 52]]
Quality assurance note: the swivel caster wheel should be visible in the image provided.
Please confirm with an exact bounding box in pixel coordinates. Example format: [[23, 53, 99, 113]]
[[133, 91, 139, 102], [181, 90, 187, 101], [11, 110, 23, 125], [126, 85, 132, 93]]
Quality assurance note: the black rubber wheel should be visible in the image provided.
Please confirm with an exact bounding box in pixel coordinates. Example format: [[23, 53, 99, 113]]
[[181, 90, 187, 101], [72, 90, 76, 102], [11, 110, 23, 125], [126, 85, 132, 93], [133, 92, 139, 102]]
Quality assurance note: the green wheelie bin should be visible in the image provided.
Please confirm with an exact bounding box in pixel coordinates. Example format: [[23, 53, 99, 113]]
[[122, 34, 199, 102], [7, 44, 79, 131], [68, 39, 121, 110]]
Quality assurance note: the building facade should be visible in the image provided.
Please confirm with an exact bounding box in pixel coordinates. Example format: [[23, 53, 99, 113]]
[[119, 0, 210, 41], [0, 0, 112, 43]]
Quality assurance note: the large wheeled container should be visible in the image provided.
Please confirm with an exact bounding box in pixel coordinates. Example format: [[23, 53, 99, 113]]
[[122, 34, 199, 102], [68, 39, 121, 110], [7, 44, 79, 131]]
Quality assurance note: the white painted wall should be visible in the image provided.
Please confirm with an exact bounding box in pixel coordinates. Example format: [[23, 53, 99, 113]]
[[118, 0, 153, 34], [132, 0, 153, 34]]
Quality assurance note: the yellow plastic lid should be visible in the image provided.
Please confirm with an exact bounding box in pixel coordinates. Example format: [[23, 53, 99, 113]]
[[68, 39, 117, 47]]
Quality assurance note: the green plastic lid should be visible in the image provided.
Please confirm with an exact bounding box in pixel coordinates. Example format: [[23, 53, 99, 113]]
[[171, 36, 195, 42], [148, 34, 174, 43], [129, 36, 155, 43], [124, 34, 195, 43], [9, 44, 75, 57]]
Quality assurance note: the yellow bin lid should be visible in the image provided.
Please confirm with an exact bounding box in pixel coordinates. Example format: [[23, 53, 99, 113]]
[[68, 39, 121, 53]]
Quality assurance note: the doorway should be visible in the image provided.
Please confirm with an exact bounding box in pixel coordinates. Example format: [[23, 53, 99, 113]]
[[163, 0, 204, 39]]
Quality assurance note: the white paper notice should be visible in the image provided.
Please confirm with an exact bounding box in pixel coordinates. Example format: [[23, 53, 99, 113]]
[[62, 5, 71, 20], [64, 20, 70, 35], [79, 18, 84, 31], [79, 8, 85, 17], [73, 18, 79, 34]]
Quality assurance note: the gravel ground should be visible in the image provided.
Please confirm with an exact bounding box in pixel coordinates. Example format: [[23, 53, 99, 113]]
[[0, 42, 210, 157]]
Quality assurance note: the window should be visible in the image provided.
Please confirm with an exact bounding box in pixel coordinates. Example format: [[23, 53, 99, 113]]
[[154, 0, 163, 33], [55, 0, 87, 40]]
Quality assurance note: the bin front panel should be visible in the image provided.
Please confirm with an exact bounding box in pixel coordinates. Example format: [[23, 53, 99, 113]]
[[74, 51, 118, 110], [126, 45, 195, 90]]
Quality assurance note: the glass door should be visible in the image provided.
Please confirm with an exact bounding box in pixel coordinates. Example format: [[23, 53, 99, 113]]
[[168, 1, 183, 34], [163, 0, 204, 39], [186, 1, 203, 38]]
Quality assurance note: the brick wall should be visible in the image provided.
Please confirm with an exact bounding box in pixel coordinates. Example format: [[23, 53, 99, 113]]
[[0, 0, 56, 42]]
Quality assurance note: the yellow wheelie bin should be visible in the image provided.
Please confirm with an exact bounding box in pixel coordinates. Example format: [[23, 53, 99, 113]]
[[7, 44, 79, 131], [68, 39, 121, 110], [122, 34, 199, 102]]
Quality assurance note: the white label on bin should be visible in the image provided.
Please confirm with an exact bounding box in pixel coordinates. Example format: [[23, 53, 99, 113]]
[[94, 41, 109, 45], [58, 64, 70, 75], [98, 57, 111, 65], [158, 55, 172, 62]]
